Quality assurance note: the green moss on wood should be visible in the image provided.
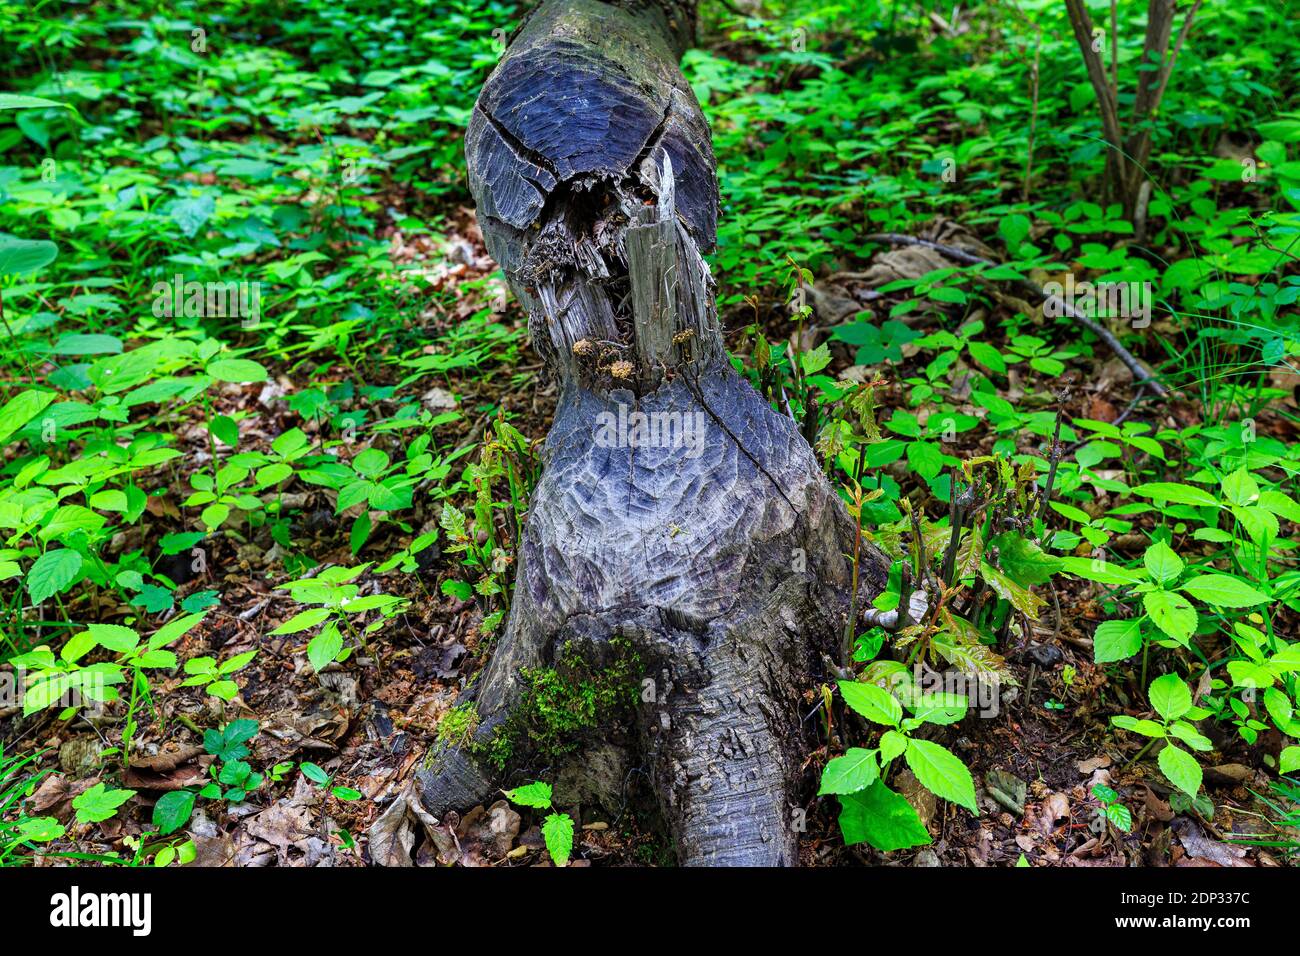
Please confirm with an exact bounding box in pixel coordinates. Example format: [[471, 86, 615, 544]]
[[436, 701, 480, 748], [517, 636, 641, 756]]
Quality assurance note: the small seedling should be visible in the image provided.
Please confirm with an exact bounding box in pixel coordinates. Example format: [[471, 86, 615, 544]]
[[504, 780, 575, 867]]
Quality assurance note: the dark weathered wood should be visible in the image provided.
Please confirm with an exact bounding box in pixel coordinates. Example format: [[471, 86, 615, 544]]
[[415, 0, 887, 866]]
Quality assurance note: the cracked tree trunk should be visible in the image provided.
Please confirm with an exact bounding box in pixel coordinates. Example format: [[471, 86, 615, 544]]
[[416, 0, 887, 866]]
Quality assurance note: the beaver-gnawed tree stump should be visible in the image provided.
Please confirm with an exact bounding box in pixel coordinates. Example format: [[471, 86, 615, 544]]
[[416, 0, 888, 866]]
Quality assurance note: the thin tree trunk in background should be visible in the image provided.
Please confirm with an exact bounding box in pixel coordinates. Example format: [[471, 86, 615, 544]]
[[1064, 0, 1201, 221]]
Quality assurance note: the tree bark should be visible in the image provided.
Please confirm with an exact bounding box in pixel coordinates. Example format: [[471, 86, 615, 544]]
[[416, 0, 887, 866]]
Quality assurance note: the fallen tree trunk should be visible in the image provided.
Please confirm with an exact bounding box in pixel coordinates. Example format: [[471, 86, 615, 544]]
[[416, 0, 887, 866]]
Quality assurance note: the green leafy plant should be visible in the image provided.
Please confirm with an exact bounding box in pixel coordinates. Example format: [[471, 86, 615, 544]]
[[9, 613, 208, 761], [1111, 673, 1213, 799], [153, 719, 264, 835], [1089, 784, 1133, 834], [300, 761, 363, 802], [72, 782, 136, 824], [823, 679, 974, 851], [0, 748, 64, 865], [180, 648, 258, 702], [269, 564, 408, 673], [504, 780, 575, 867]]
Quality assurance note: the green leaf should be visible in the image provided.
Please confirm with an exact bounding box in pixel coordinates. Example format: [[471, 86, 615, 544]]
[[1258, 490, 1300, 523], [837, 781, 932, 851], [0, 237, 58, 277], [1220, 468, 1259, 507], [838, 680, 902, 726], [352, 448, 390, 478], [1091, 784, 1119, 804], [160, 531, 205, 556], [148, 612, 206, 650], [170, 194, 215, 237], [300, 762, 329, 784], [1058, 555, 1144, 586], [218, 650, 258, 675], [26, 548, 83, 604], [542, 812, 575, 867], [1180, 574, 1269, 608], [207, 680, 239, 701], [1157, 744, 1202, 798], [15, 816, 64, 843], [61, 629, 98, 663], [210, 415, 240, 447], [39, 504, 106, 542], [152, 790, 197, 836], [999, 212, 1030, 249], [1106, 803, 1133, 832], [505, 781, 553, 809], [181, 590, 220, 614], [904, 738, 978, 813], [350, 512, 372, 555], [1280, 746, 1300, 775], [989, 532, 1062, 587], [52, 333, 122, 356], [1129, 482, 1219, 507], [200, 502, 230, 531], [0, 388, 56, 445], [1142, 590, 1197, 644], [1263, 687, 1294, 731], [131, 584, 174, 614], [306, 625, 343, 673], [368, 482, 408, 511], [906, 440, 944, 480], [980, 562, 1046, 619], [1142, 542, 1184, 586], [1112, 715, 1167, 737], [270, 607, 331, 635], [818, 748, 880, 795], [441, 580, 473, 601], [72, 783, 135, 824], [206, 358, 268, 383], [1258, 119, 1300, 142], [0, 94, 71, 111], [1168, 721, 1214, 752], [84, 623, 139, 654], [967, 340, 1006, 374], [1225, 660, 1273, 691], [908, 693, 968, 725], [1149, 673, 1192, 722], [1093, 619, 1143, 663]]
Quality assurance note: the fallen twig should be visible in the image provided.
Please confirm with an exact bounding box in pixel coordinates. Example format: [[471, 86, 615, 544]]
[[863, 232, 1170, 396]]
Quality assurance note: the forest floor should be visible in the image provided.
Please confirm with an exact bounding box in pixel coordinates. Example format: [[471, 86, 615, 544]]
[[3, 1, 1298, 868]]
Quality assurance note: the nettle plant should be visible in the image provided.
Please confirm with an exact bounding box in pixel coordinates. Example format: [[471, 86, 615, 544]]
[[10, 612, 209, 760], [1110, 673, 1215, 800], [1069, 460, 1300, 756], [0, 318, 279, 650], [821, 679, 974, 852], [268, 563, 408, 673], [186, 423, 313, 534], [298, 430, 456, 557]]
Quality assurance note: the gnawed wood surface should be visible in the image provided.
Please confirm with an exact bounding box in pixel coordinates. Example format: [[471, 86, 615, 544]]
[[417, 0, 887, 866]]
